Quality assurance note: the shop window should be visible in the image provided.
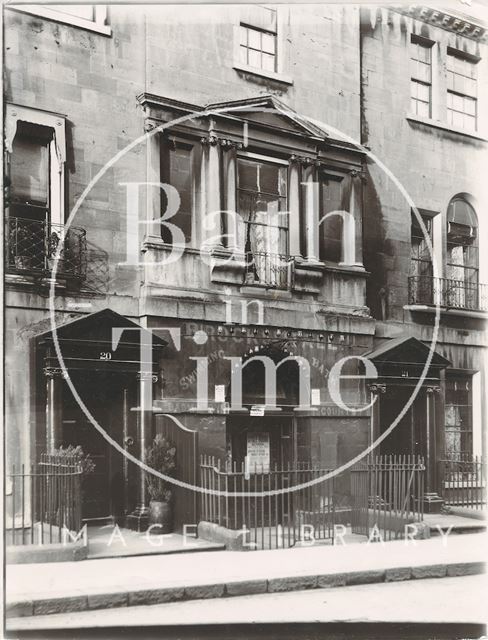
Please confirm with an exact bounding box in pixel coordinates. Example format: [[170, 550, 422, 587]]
[[445, 375, 473, 459], [410, 37, 433, 118], [160, 139, 193, 245], [447, 50, 478, 132], [446, 197, 478, 309], [237, 156, 289, 287]]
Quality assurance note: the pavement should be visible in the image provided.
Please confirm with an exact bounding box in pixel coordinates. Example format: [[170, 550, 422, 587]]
[[7, 574, 488, 630], [86, 526, 225, 559], [6, 531, 486, 619]]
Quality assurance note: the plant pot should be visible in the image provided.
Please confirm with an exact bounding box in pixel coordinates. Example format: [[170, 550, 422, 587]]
[[148, 500, 173, 534]]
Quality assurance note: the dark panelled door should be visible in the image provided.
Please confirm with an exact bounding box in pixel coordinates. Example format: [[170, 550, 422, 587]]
[[154, 414, 198, 531]]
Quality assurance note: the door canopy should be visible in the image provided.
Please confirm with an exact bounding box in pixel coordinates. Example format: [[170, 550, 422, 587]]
[[364, 336, 450, 381]]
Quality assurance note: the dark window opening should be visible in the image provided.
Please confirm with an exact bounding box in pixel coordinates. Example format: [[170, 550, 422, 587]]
[[160, 139, 193, 245], [318, 173, 343, 263]]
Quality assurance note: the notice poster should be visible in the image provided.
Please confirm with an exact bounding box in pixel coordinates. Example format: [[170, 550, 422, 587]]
[[246, 432, 270, 473]]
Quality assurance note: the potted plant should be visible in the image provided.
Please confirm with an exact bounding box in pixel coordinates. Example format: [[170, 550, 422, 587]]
[[10, 222, 33, 271], [47, 230, 65, 274], [145, 435, 176, 534]]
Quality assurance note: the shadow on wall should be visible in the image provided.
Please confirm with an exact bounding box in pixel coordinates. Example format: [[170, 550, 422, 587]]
[[363, 167, 389, 320]]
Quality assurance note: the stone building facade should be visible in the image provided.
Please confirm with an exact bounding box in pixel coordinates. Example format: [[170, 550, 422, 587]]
[[3, 3, 487, 530]]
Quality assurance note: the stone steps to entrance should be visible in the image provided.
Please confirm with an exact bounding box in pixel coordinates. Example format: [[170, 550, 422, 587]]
[[423, 512, 487, 536], [6, 532, 486, 619]]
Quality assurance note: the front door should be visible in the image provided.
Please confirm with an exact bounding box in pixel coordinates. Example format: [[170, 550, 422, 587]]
[[61, 372, 127, 521], [379, 385, 428, 459]]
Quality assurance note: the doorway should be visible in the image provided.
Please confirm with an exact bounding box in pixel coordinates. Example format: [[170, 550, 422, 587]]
[[61, 371, 130, 521], [379, 385, 427, 459]]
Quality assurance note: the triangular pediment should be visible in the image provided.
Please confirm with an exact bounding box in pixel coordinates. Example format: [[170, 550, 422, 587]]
[[365, 337, 450, 369], [206, 95, 326, 140], [37, 308, 167, 347]]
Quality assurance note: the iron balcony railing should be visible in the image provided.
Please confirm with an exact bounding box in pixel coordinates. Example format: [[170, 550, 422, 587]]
[[408, 275, 488, 312], [6, 216, 87, 281], [244, 251, 293, 289]]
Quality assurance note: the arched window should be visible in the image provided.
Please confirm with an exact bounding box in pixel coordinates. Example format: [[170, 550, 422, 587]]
[[446, 197, 478, 308]]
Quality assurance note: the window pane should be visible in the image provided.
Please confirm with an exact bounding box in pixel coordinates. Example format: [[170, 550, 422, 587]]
[[416, 83, 430, 102], [465, 114, 476, 131], [452, 93, 463, 111], [416, 62, 431, 82], [247, 27, 261, 50], [238, 159, 258, 191], [261, 32, 276, 54], [262, 53, 276, 72], [259, 163, 284, 195], [162, 144, 192, 243], [452, 110, 464, 128], [240, 25, 248, 46], [11, 136, 49, 204], [248, 48, 261, 69], [239, 45, 248, 64], [51, 4, 94, 20], [417, 100, 430, 118]]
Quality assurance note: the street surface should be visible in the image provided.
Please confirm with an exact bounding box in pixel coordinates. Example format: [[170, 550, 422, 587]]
[[8, 574, 487, 633]]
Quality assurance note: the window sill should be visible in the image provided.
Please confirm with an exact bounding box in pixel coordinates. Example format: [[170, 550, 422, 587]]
[[406, 114, 488, 142], [233, 63, 293, 86], [404, 304, 488, 319], [9, 6, 112, 36]]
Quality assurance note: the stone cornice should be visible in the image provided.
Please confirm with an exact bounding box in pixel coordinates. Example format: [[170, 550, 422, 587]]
[[393, 5, 487, 42]]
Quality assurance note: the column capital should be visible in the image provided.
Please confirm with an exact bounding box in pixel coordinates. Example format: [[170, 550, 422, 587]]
[[289, 154, 320, 167], [43, 366, 67, 379], [144, 119, 160, 133], [136, 371, 158, 383], [368, 382, 386, 394], [426, 385, 441, 394], [201, 135, 243, 149], [349, 168, 367, 183]]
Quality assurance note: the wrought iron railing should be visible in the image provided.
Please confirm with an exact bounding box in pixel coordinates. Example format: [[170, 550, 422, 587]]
[[244, 251, 293, 289], [438, 455, 486, 510], [408, 275, 488, 312], [200, 456, 335, 550], [5, 217, 87, 281], [6, 453, 83, 546], [350, 455, 425, 541]]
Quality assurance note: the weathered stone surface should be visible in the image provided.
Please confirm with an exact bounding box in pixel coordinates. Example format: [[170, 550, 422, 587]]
[[34, 596, 87, 616], [6, 601, 33, 618], [184, 584, 225, 599], [267, 575, 317, 592], [412, 565, 447, 580], [226, 580, 267, 596], [385, 567, 411, 582], [88, 592, 128, 610], [128, 588, 185, 606], [447, 562, 485, 577], [317, 573, 347, 588], [345, 570, 385, 585]]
